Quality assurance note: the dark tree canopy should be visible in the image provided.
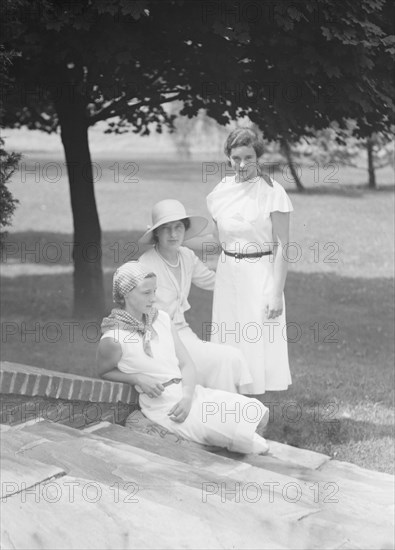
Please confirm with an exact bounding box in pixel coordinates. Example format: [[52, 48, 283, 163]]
[[2, 0, 394, 316], [4, 0, 394, 138]]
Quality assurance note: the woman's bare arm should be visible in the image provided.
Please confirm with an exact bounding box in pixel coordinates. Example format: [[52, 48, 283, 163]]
[[167, 322, 197, 422], [199, 220, 221, 271], [96, 337, 164, 396], [267, 211, 290, 318], [171, 323, 197, 398]]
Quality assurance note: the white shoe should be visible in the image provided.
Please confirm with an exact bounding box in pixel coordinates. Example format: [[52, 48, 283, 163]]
[[251, 433, 270, 455]]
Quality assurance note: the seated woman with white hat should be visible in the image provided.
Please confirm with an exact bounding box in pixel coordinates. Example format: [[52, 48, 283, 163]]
[[137, 199, 254, 394], [97, 261, 269, 454], [99, 199, 253, 395]]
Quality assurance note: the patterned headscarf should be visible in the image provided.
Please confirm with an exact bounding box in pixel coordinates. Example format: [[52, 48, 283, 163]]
[[112, 261, 149, 307], [101, 261, 158, 356]]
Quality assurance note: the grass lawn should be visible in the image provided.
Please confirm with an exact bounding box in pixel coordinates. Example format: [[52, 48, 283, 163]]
[[1, 156, 394, 473]]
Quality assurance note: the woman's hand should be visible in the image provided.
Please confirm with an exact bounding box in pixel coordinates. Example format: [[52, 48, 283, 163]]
[[264, 294, 283, 319], [167, 396, 192, 423], [135, 374, 165, 398]]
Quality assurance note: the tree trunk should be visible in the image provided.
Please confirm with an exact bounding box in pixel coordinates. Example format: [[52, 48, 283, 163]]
[[367, 137, 376, 189], [54, 92, 105, 320], [281, 139, 305, 191]]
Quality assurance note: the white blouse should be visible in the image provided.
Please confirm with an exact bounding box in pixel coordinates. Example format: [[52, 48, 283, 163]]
[[138, 246, 215, 329], [207, 175, 293, 253], [101, 310, 181, 383]]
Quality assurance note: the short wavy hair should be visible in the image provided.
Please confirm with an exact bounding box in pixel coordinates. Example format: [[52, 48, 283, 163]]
[[224, 127, 265, 158]]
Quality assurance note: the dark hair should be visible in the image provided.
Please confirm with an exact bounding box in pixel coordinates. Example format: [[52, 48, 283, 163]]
[[182, 217, 191, 231], [153, 218, 191, 243], [224, 127, 265, 158]]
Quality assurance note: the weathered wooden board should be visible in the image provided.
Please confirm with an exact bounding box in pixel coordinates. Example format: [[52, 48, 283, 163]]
[[123, 410, 330, 468], [3, 418, 392, 550], [2, 475, 246, 550], [96, 423, 395, 517], [0, 454, 65, 499], [298, 507, 394, 550], [1, 426, 50, 453], [92, 422, 395, 549], [3, 437, 309, 549], [15, 423, 360, 549], [1, 429, 65, 498], [19, 421, 320, 515], [257, 439, 330, 469], [91, 422, 323, 507], [318, 459, 394, 503]]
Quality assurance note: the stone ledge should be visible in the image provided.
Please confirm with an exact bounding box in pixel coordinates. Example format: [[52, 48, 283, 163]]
[[0, 394, 135, 428], [0, 361, 137, 405]]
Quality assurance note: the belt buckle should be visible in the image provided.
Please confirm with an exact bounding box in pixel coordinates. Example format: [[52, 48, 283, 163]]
[[163, 378, 181, 388]]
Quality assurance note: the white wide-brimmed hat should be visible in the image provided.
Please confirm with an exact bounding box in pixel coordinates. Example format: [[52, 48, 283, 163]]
[[139, 199, 209, 245]]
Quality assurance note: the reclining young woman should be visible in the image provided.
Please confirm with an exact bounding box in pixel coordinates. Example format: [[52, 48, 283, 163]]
[[96, 261, 269, 454]]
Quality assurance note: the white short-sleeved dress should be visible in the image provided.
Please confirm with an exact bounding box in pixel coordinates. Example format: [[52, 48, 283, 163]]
[[139, 246, 253, 394], [207, 175, 293, 394], [101, 310, 269, 454]]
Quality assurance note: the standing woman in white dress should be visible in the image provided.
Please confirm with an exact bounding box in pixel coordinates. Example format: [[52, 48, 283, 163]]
[[206, 127, 293, 399], [136, 199, 253, 395]]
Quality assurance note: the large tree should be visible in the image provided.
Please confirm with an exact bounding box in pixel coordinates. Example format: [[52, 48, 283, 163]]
[[2, 0, 241, 318], [2, 0, 394, 317]]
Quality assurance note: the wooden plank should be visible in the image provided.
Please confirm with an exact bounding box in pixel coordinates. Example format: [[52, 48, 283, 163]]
[[318, 459, 394, 500], [262, 440, 330, 469], [20, 421, 320, 515], [3, 438, 304, 549], [92, 423, 395, 548], [5, 422, 381, 549], [124, 410, 330, 468], [1, 427, 66, 498], [12, 425, 346, 549], [20, 420, 93, 441], [215, 440, 394, 528], [24, 421, 395, 520], [216, 449, 395, 510], [92, 423, 323, 506], [216, 449, 326, 479], [19, 421, 395, 515], [298, 507, 394, 550], [1, 454, 65, 499], [2, 475, 256, 550], [328, 541, 365, 550], [1, 426, 50, 454]]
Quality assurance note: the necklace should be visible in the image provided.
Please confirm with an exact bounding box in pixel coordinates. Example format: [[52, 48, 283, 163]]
[[156, 247, 180, 268]]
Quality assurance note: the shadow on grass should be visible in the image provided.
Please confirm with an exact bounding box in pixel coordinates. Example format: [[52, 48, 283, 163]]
[[263, 407, 394, 447], [263, 405, 394, 474], [0, 231, 148, 267]]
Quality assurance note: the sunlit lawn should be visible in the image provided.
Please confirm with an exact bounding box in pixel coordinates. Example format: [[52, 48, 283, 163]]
[[1, 156, 394, 473]]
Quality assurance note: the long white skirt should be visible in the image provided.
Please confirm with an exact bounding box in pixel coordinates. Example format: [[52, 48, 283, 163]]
[[211, 253, 292, 394], [140, 384, 269, 454], [178, 325, 253, 394]]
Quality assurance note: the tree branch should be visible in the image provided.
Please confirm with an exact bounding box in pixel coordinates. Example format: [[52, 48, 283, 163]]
[[88, 91, 184, 126]]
